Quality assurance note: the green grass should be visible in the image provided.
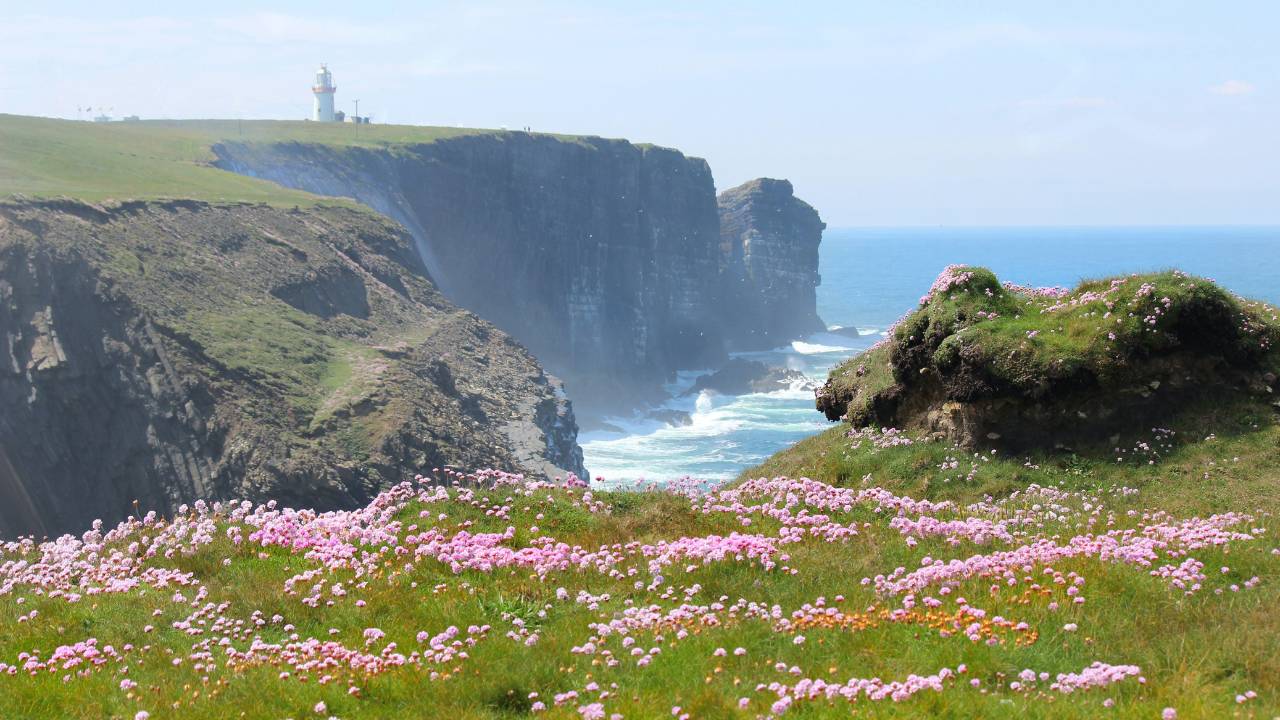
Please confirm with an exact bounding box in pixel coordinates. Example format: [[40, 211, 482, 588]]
[[1, 397, 1277, 718], [181, 305, 384, 425], [0, 114, 598, 204], [745, 396, 1280, 517]]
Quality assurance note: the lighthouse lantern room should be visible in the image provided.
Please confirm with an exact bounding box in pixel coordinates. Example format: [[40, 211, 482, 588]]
[[312, 64, 337, 122]]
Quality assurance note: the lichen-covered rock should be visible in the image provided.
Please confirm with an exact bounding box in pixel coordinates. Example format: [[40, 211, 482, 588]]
[[717, 178, 827, 350], [0, 200, 586, 537]]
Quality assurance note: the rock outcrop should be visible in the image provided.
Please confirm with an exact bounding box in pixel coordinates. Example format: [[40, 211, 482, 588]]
[[681, 358, 813, 397], [0, 200, 586, 538], [213, 137, 826, 415], [718, 178, 827, 350], [817, 267, 1280, 452]]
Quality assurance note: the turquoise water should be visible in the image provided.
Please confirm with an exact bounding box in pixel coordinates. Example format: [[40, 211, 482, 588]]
[[580, 227, 1280, 483]]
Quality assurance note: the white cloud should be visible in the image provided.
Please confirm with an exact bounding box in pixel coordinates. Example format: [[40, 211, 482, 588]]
[[1210, 80, 1255, 96]]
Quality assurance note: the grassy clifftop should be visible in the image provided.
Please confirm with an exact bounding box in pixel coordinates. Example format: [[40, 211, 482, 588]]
[[2, 401, 1278, 717], [724, 269, 1280, 718], [0, 114, 592, 204]]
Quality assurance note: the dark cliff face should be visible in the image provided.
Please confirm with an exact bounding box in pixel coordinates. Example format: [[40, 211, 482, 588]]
[[213, 137, 826, 415], [718, 178, 827, 350], [0, 241, 216, 538], [0, 200, 586, 538], [214, 136, 727, 412]]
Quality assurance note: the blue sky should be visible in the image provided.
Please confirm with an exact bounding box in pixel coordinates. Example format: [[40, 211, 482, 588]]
[[3, 1, 1276, 226]]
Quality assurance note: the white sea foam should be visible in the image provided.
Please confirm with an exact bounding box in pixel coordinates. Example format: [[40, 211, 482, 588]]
[[583, 325, 865, 483], [791, 340, 852, 354], [694, 389, 716, 414]]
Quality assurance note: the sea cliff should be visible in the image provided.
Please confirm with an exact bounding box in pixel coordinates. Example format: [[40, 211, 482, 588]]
[[0, 200, 585, 537], [213, 135, 827, 412]]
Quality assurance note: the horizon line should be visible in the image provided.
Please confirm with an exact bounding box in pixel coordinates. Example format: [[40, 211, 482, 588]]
[[827, 223, 1280, 230]]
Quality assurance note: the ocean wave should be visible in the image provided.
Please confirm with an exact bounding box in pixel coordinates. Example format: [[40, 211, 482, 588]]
[[791, 340, 853, 354], [694, 389, 716, 414], [582, 334, 857, 482]]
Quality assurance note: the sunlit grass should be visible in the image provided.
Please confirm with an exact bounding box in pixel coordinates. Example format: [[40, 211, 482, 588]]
[[2, 403, 1277, 718]]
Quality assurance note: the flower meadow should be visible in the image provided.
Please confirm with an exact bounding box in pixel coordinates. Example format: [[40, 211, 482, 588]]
[[3, 418, 1280, 720]]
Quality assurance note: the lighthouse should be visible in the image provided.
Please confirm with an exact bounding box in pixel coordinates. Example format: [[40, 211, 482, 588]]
[[312, 64, 337, 122]]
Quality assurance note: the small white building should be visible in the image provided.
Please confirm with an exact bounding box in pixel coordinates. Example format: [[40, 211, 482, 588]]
[[312, 64, 337, 122]]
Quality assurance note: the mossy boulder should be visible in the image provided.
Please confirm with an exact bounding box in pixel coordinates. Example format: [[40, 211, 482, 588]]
[[817, 266, 1280, 450]]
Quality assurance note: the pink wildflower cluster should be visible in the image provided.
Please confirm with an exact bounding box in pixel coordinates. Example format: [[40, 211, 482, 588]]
[[847, 426, 917, 450], [1039, 278, 1126, 314], [763, 666, 963, 713], [890, 515, 1014, 546], [874, 511, 1257, 597], [0, 466, 1271, 716], [920, 265, 978, 305], [1002, 281, 1070, 299]]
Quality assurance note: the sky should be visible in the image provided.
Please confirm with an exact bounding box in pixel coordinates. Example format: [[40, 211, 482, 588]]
[[2, 1, 1277, 226]]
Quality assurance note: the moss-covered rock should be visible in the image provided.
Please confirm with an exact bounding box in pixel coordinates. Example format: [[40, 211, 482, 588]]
[[818, 266, 1280, 450]]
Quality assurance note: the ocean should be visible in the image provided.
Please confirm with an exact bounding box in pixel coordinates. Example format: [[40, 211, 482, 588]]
[[579, 226, 1280, 484]]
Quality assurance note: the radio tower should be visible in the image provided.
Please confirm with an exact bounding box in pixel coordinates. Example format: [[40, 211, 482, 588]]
[[312, 64, 337, 122]]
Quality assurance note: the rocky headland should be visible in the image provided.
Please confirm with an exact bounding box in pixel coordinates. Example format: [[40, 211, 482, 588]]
[[0, 199, 585, 537], [0, 117, 830, 536], [213, 137, 826, 415]]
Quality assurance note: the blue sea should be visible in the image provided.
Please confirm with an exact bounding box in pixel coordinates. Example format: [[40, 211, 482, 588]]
[[580, 227, 1280, 484]]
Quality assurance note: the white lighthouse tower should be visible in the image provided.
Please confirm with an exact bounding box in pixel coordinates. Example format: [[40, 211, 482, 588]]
[[312, 64, 337, 122]]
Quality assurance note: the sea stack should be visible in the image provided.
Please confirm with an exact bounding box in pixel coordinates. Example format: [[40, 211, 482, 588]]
[[718, 178, 827, 350]]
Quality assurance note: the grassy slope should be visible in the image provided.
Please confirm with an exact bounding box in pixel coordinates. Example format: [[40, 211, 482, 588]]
[[0, 396, 1276, 718], [0, 113, 524, 454], [0, 114, 594, 204]]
